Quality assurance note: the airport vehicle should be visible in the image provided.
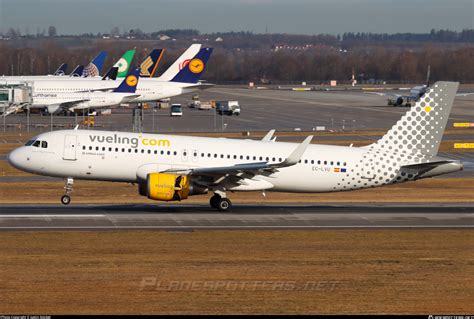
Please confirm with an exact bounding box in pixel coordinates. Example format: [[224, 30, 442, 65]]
[[8, 82, 463, 211], [32, 68, 142, 113], [170, 104, 183, 116], [216, 100, 240, 115]]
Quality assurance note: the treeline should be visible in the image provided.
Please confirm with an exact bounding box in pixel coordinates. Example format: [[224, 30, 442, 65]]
[[341, 29, 474, 46], [0, 41, 473, 83]]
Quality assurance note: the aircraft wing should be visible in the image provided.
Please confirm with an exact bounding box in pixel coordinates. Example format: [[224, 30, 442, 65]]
[[164, 136, 313, 181], [120, 94, 141, 103], [364, 91, 401, 98], [183, 83, 216, 90]]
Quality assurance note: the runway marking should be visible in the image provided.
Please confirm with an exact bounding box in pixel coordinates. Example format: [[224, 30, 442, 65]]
[[0, 214, 105, 218]]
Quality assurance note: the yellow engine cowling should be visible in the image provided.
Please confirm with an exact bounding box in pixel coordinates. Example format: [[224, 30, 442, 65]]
[[146, 173, 190, 201]]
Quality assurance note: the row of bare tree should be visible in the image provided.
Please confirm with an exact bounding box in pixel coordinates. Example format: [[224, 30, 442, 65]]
[[0, 41, 473, 83]]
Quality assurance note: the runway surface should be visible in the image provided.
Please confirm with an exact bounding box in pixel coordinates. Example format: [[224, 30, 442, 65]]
[[0, 204, 472, 230]]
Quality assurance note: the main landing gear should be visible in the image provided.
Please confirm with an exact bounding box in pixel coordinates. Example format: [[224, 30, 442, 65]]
[[209, 193, 232, 212], [61, 177, 74, 205]]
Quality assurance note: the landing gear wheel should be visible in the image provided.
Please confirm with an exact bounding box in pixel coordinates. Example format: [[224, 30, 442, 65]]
[[210, 194, 221, 208], [61, 195, 71, 205], [217, 198, 232, 212]]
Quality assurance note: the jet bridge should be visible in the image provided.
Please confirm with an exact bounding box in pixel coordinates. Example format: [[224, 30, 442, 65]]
[[0, 82, 33, 117]]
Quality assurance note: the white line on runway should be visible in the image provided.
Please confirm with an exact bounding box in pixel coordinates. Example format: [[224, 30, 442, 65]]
[[0, 215, 105, 218]]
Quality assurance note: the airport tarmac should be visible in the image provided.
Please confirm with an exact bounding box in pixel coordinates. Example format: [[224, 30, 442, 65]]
[[2, 86, 473, 133], [0, 204, 472, 230]]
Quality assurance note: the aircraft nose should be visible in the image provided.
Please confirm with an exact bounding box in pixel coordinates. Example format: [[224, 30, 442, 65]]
[[7, 147, 27, 171]]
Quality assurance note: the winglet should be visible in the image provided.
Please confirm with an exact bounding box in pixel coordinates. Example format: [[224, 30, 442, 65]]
[[261, 129, 276, 142], [278, 135, 313, 167]]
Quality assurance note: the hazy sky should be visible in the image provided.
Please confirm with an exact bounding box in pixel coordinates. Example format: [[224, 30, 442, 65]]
[[0, 0, 473, 35]]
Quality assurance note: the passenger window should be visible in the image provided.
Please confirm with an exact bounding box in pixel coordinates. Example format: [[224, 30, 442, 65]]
[[173, 151, 177, 155], [330, 161, 334, 165], [154, 150, 157, 154], [115, 148, 118, 152], [95, 147, 99, 151], [89, 146, 92, 150], [141, 150, 145, 154], [318, 160, 321, 165], [311, 160, 314, 164], [214, 154, 217, 158], [272, 157, 275, 162], [337, 162, 340, 166], [128, 149, 132, 153], [82, 146, 86, 150], [102, 147, 105, 151], [135, 149, 138, 153], [167, 151, 171, 155], [253, 156, 256, 160], [109, 147, 112, 152], [122, 148, 125, 152], [233, 155, 237, 159], [343, 162, 347, 166], [304, 159, 308, 164], [259, 156, 263, 161]]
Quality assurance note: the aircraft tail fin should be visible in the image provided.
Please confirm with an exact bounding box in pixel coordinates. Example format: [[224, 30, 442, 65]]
[[158, 44, 201, 81], [113, 68, 140, 93], [139, 49, 164, 78], [53, 63, 68, 76], [170, 48, 213, 83], [70, 65, 84, 77], [102, 67, 118, 80], [83, 51, 107, 77], [114, 49, 136, 78], [371, 81, 459, 156]]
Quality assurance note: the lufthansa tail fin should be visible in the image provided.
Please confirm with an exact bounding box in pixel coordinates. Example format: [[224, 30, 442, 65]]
[[83, 51, 107, 77], [170, 48, 213, 84], [371, 81, 459, 156], [158, 44, 201, 81], [70, 65, 84, 77], [53, 63, 68, 76], [139, 49, 164, 78], [113, 68, 140, 93]]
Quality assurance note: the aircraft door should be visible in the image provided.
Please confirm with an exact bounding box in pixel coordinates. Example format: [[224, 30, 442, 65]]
[[63, 134, 78, 161]]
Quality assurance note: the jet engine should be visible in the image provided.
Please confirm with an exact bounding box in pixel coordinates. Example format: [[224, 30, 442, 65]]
[[146, 173, 190, 201]]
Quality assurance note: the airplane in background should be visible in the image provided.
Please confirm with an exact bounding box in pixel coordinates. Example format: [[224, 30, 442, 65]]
[[8, 82, 463, 211], [12, 46, 212, 103], [31, 68, 142, 114], [70, 65, 84, 77], [369, 66, 432, 107]]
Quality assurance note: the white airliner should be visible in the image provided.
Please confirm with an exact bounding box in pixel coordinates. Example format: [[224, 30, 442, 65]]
[[8, 82, 462, 211], [1, 45, 211, 113], [32, 69, 141, 113]]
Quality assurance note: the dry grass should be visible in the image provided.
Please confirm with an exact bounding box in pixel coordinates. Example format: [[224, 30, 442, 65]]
[[1, 177, 473, 204], [0, 230, 472, 314]]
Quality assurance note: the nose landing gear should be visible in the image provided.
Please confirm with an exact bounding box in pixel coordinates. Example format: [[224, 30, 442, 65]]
[[61, 177, 74, 205]]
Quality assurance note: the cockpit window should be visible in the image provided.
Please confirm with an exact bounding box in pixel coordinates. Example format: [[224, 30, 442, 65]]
[[25, 140, 35, 146], [32, 140, 41, 147], [41, 141, 48, 148]]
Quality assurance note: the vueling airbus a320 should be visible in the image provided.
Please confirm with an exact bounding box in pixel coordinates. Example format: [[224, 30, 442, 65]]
[[8, 82, 462, 211]]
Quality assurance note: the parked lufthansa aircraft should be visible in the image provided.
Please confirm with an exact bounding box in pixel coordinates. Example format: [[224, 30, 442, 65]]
[[8, 82, 461, 211]]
